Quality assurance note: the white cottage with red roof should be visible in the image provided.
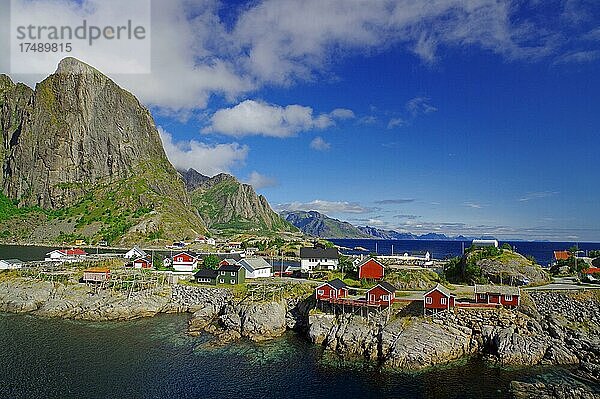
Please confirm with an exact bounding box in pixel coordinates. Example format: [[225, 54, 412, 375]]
[[171, 252, 198, 272], [45, 249, 88, 263]]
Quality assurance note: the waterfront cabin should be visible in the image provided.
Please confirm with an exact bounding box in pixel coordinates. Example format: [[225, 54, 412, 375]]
[[472, 239, 499, 248], [424, 284, 455, 315], [45, 249, 88, 263], [82, 268, 110, 283], [124, 246, 147, 259], [194, 269, 218, 285], [366, 282, 396, 305], [216, 264, 246, 285], [238, 257, 272, 278], [357, 257, 385, 280], [300, 247, 339, 273], [133, 257, 153, 269], [171, 252, 199, 272], [0, 259, 23, 270], [315, 279, 349, 301], [474, 285, 520, 307]]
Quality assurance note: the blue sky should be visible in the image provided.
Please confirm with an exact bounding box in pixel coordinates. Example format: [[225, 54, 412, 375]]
[[3, 0, 600, 240]]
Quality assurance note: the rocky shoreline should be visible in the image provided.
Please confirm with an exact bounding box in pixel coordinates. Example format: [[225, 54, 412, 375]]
[[1, 278, 599, 397]]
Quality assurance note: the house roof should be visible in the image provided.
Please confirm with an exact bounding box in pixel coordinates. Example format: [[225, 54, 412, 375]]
[[554, 250, 571, 261], [194, 269, 218, 278], [300, 247, 339, 259], [370, 281, 396, 293], [133, 257, 152, 263], [218, 264, 243, 272], [356, 257, 384, 269], [84, 268, 109, 273], [50, 249, 87, 256], [583, 267, 600, 275], [220, 258, 238, 265], [0, 259, 23, 264], [127, 246, 147, 256], [239, 257, 272, 271], [172, 251, 198, 259], [474, 284, 520, 296], [318, 278, 347, 290], [592, 258, 600, 268], [425, 283, 453, 298]]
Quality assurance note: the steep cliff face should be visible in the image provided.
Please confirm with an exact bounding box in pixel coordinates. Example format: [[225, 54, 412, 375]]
[[0, 58, 206, 244], [189, 171, 297, 235], [3, 58, 168, 208]]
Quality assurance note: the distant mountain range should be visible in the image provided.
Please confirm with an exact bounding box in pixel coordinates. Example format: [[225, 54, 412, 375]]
[[281, 210, 489, 241]]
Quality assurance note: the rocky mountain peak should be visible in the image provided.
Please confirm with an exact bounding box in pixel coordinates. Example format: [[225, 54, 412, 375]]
[[55, 57, 99, 75], [0, 74, 14, 90], [180, 168, 210, 191]]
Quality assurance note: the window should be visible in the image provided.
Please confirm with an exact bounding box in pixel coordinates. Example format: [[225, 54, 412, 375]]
[[220, 271, 225, 275], [425, 297, 432, 304], [317, 289, 324, 295], [441, 297, 447, 305], [504, 295, 512, 301], [479, 294, 486, 299], [382, 295, 389, 301], [230, 280, 235, 284], [232, 272, 236, 276], [219, 279, 224, 283]]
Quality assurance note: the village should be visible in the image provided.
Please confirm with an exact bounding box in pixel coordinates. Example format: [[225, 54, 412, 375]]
[[2, 237, 597, 320]]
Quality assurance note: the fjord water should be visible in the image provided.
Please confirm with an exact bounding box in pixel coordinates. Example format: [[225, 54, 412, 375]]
[[0, 313, 576, 399], [329, 239, 600, 266]]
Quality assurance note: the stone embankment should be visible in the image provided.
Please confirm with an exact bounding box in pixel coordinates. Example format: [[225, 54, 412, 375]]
[[306, 291, 600, 377], [0, 279, 313, 342]]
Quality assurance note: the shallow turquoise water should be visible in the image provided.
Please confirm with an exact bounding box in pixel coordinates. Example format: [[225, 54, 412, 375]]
[[0, 313, 588, 399]]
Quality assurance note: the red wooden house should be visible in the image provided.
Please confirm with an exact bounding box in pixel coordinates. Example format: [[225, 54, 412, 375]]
[[424, 284, 455, 315], [315, 279, 349, 300], [474, 285, 520, 307], [357, 258, 385, 280], [133, 257, 153, 269], [365, 282, 396, 305]]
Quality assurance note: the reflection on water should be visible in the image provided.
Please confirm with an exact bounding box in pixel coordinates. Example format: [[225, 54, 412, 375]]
[[0, 313, 588, 399]]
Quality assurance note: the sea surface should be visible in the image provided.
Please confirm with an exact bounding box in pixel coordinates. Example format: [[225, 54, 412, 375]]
[[0, 313, 587, 399], [329, 239, 600, 266]]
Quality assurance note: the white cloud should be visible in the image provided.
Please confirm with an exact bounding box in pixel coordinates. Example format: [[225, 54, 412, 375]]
[[406, 96, 437, 116], [204, 100, 350, 138], [387, 118, 406, 129], [464, 202, 484, 209], [245, 171, 278, 189], [310, 136, 331, 151], [518, 191, 559, 202], [276, 200, 370, 214], [329, 108, 355, 119], [553, 50, 600, 65], [158, 127, 248, 176], [2, 0, 592, 113]]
